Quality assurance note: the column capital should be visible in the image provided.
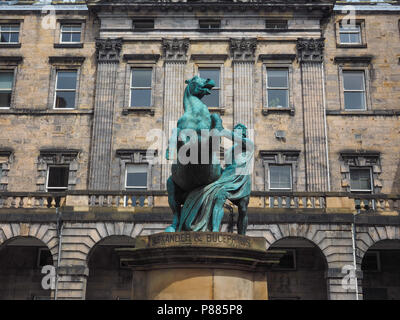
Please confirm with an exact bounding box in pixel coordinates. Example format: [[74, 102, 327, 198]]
[[296, 38, 325, 63], [95, 38, 123, 63], [162, 38, 190, 62], [230, 38, 257, 62]]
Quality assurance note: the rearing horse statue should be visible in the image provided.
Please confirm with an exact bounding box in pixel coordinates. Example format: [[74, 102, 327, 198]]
[[165, 75, 253, 234]]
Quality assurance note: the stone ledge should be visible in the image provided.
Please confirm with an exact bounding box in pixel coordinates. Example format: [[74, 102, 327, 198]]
[[53, 43, 84, 49], [122, 107, 155, 116], [326, 109, 400, 116], [0, 43, 21, 48], [262, 107, 295, 116]]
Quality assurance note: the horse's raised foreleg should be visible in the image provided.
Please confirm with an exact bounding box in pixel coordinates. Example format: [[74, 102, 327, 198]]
[[165, 176, 183, 232]]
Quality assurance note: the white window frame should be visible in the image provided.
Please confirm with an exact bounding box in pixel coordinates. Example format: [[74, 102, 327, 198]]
[[198, 67, 221, 108], [0, 24, 19, 44], [59, 24, 82, 44], [0, 70, 14, 109], [266, 68, 289, 108], [343, 70, 366, 111], [349, 167, 373, 193], [339, 24, 361, 45], [53, 69, 78, 110], [129, 68, 153, 108], [268, 164, 292, 191], [46, 165, 69, 192]]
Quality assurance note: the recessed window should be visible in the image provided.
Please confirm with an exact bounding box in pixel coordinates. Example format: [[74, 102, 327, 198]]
[[54, 70, 77, 109], [269, 165, 292, 190], [0, 24, 19, 43], [133, 20, 154, 30], [37, 248, 53, 268], [60, 24, 81, 43], [272, 249, 296, 270], [350, 167, 372, 192], [125, 164, 147, 206], [0, 71, 14, 108], [199, 20, 220, 29], [362, 251, 381, 272], [343, 71, 366, 110], [339, 23, 361, 44], [130, 68, 152, 107], [199, 68, 220, 107], [267, 68, 289, 108], [265, 20, 288, 30], [46, 166, 69, 192]]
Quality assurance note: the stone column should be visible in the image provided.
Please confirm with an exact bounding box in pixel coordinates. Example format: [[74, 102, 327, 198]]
[[230, 38, 257, 132], [161, 38, 189, 188], [297, 38, 330, 192], [88, 38, 123, 190]]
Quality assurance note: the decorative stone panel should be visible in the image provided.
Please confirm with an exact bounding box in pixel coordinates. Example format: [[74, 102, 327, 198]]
[[95, 38, 123, 63], [297, 38, 325, 63], [230, 38, 257, 62], [162, 38, 189, 62]]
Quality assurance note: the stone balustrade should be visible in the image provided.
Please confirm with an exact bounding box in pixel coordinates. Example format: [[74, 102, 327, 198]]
[[0, 191, 398, 215]]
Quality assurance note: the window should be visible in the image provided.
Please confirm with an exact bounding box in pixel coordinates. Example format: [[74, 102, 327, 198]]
[[130, 68, 152, 107], [265, 20, 288, 30], [362, 251, 381, 272], [199, 20, 220, 29], [0, 71, 13, 108], [339, 23, 361, 44], [125, 164, 147, 190], [343, 71, 366, 110], [133, 20, 154, 30], [125, 164, 147, 206], [46, 165, 69, 192], [350, 167, 372, 192], [266, 68, 289, 108], [0, 24, 19, 43], [269, 165, 292, 190], [37, 248, 53, 268], [199, 68, 220, 107], [54, 70, 77, 109], [60, 24, 81, 43]]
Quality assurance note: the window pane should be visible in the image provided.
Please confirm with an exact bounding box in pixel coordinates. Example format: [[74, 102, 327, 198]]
[[70, 25, 81, 32], [267, 69, 288, 88], [47, 167, 69, 188], [131, 69, 152, 87], [201, 89, 219, 107], [349, 32, 361, 43], [270, 165, 291, 189], [57, 71, 77, 90], [350, 168, 371, 191], [130, 89, 151, 107], [61, 25, 72, 32], [0, 72, 13, 90], [199, 68, 220, 86], [343, 72, 364, 90], [61, 32, 71, 42], [0, 92, 11, 108], [339, 33, 350, 44], [126, 171, 147, 188], [9, 32, 19, 43], [268, 89, 288, 108], [55, 91, 76, 109], [1, 33, 10, 42], [71, 33, 81, 42], [344, 92, 365, 110]]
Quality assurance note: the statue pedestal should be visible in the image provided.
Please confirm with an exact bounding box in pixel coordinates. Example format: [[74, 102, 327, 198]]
[[116, 232, 285, 300]]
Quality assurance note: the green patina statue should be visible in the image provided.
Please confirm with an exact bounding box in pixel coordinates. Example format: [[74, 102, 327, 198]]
[[165, 75, 254, 235]]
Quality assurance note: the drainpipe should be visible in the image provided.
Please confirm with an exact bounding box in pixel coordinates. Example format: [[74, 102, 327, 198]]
[[351, 208, 360, 300], [54, 206, 63, 300]]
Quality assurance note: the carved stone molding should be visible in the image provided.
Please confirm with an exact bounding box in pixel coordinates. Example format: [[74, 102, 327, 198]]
[[296, 38, 325, 63], [96, 38, 123, 63], [162, 38, 189, 62], [230, 38, 257, 62]]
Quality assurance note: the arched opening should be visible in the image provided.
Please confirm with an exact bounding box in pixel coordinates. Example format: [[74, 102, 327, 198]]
[[361, 239, 400, 300], [86, 235, 135, 300], [266, 237, 328, 300], [0, 236, 54, 300]]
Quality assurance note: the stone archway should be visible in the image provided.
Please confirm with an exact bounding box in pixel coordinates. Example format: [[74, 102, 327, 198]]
[[0, 236, 54, 300], [361, 239, 400, 300], [266, 237, 328, 300], [85, 235, 136, 300]]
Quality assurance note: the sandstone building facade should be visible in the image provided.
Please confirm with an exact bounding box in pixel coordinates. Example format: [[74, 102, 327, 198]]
[[0, 0, 399, 300]]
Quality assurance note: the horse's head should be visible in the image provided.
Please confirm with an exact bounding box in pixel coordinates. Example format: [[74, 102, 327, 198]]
[[184, 75, 215, 99]]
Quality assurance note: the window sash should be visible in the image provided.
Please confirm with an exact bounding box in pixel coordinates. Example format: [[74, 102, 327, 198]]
[[266, 69, 289, 108], [269, 165, 292, 190], [0, 24, 19, 43], [54, 70, 77, 109], [349, 167, 372, 192], [60, 24, 82, 43], [0, 71, 14, 108], [343, 71, 366, 110], [339, 25, 361, 44], [199, 68, 221, 107], [130, 68, 152, 107], [125, 164, 148, 189], [46, 166, 69, 190]]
